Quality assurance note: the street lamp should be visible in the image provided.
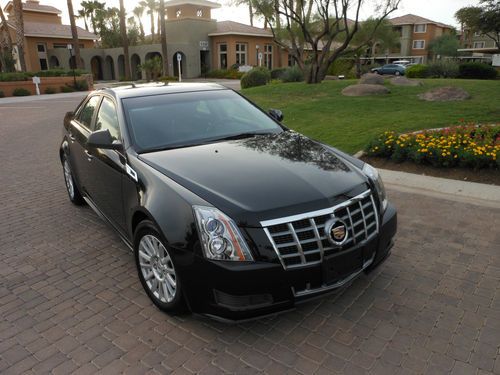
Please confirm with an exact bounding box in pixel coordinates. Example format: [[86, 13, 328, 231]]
[[67, 44, 76, 87]]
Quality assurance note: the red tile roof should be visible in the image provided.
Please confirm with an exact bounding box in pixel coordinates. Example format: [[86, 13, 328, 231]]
[[389, 14, 453, 29], [209, 21, 273, 37]]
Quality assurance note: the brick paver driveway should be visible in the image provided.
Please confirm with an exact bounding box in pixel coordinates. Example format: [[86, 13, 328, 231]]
[[1, 94, 499, 375]]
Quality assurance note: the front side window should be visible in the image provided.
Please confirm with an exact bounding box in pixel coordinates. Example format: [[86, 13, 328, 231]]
[[236, 43, 247, 65], [78, 96, 101, 129], [414, 24, 426, 33], [412, 40, 425, 49], [264, 44, 273, 69], [219, 43, 227, 69], [94, 97, 120, 141], [123, 90, 283, 152]]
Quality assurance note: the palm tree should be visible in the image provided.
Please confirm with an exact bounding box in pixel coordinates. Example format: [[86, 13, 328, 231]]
[[67, 0, 83, 70], [140, 0, 157, 43], [159, 0, 168, 76], [133, 5, 146, 41], [118, 0, 131, 80], [77, 9, 89, 31], [13, 0, 26, 71], [0, 5, 14, 71]]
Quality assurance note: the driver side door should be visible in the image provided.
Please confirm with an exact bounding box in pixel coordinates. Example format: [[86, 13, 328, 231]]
[[85, 96, 127, 232]]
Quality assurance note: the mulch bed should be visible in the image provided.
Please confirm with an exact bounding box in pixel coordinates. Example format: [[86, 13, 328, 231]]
[[361, 155, 500, 186]]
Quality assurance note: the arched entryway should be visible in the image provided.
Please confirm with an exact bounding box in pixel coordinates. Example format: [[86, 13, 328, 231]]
[[117, 55, 125, 79], [172, 51, 186, 78], [105, 56, 115, 80], [131, 54, 141, 80], [91, 56, 104, 80], [49, 56, 60, 69]]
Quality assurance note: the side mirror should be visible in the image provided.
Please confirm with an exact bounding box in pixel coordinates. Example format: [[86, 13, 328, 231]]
[[269, 108, 284, 122], [87, 129, 122, 150]]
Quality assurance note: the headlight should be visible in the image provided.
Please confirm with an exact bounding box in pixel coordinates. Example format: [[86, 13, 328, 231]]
[[193, 206, 254, 261], [362, 163, 387, 212]]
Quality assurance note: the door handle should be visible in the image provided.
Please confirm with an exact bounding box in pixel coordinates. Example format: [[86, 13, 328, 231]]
[[69, 133, 76, 142], [85, 150, 93, 160]]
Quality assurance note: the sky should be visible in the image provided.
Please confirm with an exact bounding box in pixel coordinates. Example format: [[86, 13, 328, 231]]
[[2, 0, 481, 30]]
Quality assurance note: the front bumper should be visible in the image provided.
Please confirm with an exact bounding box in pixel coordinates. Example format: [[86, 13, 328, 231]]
[[181, 202, 397, 322]]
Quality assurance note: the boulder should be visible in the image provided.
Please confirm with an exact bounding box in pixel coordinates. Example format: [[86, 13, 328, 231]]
[[359, 73, 385, 85], [418, 86, 470, 102], [390, 76, 423, 86], [342, 84, 390, 97]]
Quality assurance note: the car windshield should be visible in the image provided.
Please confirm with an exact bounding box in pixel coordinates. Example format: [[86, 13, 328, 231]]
[[122, 89, 283, 152]]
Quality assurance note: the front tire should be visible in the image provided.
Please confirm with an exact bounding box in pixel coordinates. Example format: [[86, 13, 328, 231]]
[[134, 221, 185, 313], [62, 155, 84, 205], [395, 71, 401, 76]]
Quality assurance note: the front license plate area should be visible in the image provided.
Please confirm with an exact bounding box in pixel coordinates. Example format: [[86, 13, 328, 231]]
[[322, 248, 363, 285]]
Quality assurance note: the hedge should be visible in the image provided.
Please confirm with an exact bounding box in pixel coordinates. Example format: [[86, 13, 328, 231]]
[[0, 69, 88, 82], [458, 63, 498, 80], [241, 67, 271, 89]]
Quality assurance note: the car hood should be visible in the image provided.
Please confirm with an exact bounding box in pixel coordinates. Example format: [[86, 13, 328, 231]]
[[139, 131, 368, 226]]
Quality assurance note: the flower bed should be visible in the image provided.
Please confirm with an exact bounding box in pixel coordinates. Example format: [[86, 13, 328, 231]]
[[365, 123, 500, 169]]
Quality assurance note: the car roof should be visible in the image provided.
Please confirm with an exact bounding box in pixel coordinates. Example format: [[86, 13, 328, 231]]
[[96, 82, 228, 100]]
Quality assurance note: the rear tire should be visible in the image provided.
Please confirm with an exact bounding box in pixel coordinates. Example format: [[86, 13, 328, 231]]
[[134, 221, 185, 313], [62, 155, 84, 205], [395, 71, 401, 76]]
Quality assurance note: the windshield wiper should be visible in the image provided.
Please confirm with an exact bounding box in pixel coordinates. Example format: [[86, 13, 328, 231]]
[[211, 131, 274, 142]]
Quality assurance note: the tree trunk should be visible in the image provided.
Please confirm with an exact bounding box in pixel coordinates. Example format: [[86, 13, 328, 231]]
[[0, 6, 13, 50], [119, 0, 131, 80], [159, 0, 168, 76], [67, 0, 83, 70], [138, 20, 145, 41], [0, 6, 14, 72], [248, 2, 254, 27], [150, 11, 155, 43], [13, 0, 26, 71]]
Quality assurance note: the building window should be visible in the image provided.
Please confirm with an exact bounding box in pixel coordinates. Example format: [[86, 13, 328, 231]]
[[236, 43, 247, 66], [287, 53, 295, 66], [412, 40, 425, 49], [218, 43, 227, 69], [264, 44, 273, 69], [196, 9, 203, 17], [176, 9, 181, 17], [474, 31, 482, 37], [473, 41, 485, 49], [414, 24, 427, 33]]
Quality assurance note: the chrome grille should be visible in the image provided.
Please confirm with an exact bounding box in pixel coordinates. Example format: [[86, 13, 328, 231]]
[[261, 190, 379, 270]]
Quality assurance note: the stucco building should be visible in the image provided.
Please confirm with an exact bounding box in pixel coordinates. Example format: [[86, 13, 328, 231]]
[[3, 0, 96, 72]]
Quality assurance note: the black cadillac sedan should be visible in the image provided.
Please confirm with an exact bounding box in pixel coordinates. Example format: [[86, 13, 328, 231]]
[[60, 83, 397, 321]]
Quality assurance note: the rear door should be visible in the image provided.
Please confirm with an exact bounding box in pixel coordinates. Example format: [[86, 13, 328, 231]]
[[68, 95, 101, 194], [85, 96, 127, 232]]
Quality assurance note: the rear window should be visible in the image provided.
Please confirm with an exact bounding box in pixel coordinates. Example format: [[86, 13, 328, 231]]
[[122, 90, 282, 152]]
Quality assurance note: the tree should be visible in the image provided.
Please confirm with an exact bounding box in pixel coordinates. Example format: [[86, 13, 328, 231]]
[[0, 5, 15, 72], [67, 0, 84, 69], [77, 9, 89, 31], [133, 5, 146, 41], [252, 0, 401, 83], [13, 0, 26, 71], [118, 0, 131, 80], [455, 1, 500, 49], [428, 34, 459, 58], [80, 1, 105, 35], [159, 0, 168, 76], [141, 0, 157, 43]]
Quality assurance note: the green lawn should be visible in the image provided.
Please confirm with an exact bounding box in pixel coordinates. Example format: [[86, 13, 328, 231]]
[[243, 79, 500, 154]]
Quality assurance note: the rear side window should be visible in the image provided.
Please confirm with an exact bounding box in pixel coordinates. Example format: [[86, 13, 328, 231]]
[[78, 96, 101, 129], [94, 97, 120, 141]]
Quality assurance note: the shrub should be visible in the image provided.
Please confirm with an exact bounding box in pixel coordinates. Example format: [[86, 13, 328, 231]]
[[458, 62, 497, 80], [269, 79, 283, 85], [426, 61, 459, 78], [281, 66, 304, 83], [44, 87, 57, 94], [205, 69, 244, 79], [12, 88, 31, 96], [240, 67, 271, 89], [60, 85, 76, 93], [270, 67, 287, 80], [139, 56, 163, 81], [36, 69, 67, 77], [406, 64, 429, 78], [0, 90, 4, 98], [327, 59, 355, 76], [365, 124, 500, 169], [73, 80, 88, 91], [0, 72, 30, 82]]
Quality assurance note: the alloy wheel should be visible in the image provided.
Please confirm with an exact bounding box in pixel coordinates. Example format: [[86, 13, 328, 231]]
[[138, 234, 177, 303], [63, 159, 75, 199]]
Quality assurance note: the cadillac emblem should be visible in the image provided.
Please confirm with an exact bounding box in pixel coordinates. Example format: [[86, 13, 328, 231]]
[[325, 218, 348, 246]]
